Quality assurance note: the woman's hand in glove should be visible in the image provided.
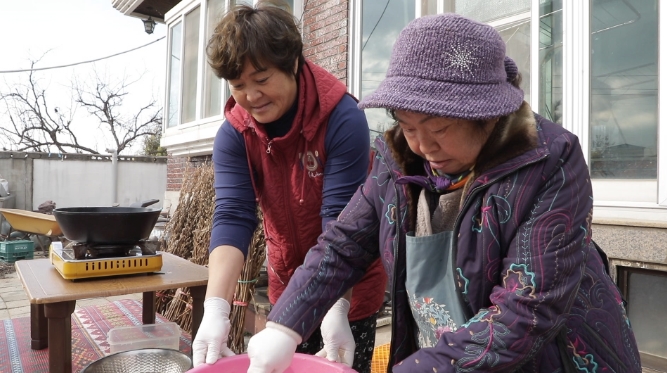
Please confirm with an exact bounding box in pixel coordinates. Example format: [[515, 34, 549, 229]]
[[247, 322, 302, 373], [192, 297, 236, 367], [316, 298, 355, 367]]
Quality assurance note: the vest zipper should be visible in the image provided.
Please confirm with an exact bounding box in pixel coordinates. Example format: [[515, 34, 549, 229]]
[[276, 148, 300, 274], [266, 139, 273, 154], [265, 237, 286, 285]]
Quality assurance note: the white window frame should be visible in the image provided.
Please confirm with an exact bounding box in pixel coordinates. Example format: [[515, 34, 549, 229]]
[[348, 0, 362, 98], [659, 0, 667, 207], [350, 0, 667, 221], [558, 0, 667, 221], [350, 0, 532, 102], [162, 0, 304, 156], [166, 19, 184, 130], [163, 0, 227, 156], [560, 1, 590, 159]]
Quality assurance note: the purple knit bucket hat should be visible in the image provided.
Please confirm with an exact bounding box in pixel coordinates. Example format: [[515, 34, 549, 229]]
[[358, 13, 524, 120]]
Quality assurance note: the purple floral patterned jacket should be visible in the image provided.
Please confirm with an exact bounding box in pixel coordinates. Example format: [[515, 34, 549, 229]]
[[268, 103, 641, 372]]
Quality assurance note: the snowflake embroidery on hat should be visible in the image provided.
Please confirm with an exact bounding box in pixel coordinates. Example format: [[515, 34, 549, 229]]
[[443, 42, 479, 78]]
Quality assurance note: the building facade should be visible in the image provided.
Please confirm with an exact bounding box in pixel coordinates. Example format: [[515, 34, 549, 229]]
[[115, 0, 667, 370]]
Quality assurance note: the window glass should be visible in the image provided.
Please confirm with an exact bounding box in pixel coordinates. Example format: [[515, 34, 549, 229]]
[[234, 0, 253, 6], [590, 0, 658, 179], [421, 0, 437, 16], [626, 269, 667, 359], [498, 19, 531, 105], [204, 0, 225, 118], [361, 0, 415, 137], [456, 0, 530, 23], [167, 22, 182, 128], [182, 6, 201, 124], [538, 0, 562, 124]]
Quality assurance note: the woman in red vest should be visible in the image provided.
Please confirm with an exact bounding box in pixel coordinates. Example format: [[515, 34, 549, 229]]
[[192, 1, 387, 372]]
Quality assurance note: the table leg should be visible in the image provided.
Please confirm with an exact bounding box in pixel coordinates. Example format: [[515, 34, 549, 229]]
[[44, 301, 76, 373], [143, 291, 156, 324], [30, 303, 48, 349], [190, 285, 206, 341]]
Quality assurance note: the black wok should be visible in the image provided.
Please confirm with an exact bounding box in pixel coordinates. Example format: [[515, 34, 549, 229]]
[[53, 207, 161, 245]]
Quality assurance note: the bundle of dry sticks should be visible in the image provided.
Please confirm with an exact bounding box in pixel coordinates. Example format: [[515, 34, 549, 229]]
[[155, 162, 266, 353]]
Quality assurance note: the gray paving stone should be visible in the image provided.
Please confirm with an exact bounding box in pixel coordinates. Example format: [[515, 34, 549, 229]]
[[1, 285, 25, 293], [1, 291, 28, 302], [5, 300, 28, 309], [8, 305, 30, 317]]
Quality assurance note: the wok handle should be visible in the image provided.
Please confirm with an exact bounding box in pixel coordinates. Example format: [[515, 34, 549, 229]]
[[129, 199, 160, 208]]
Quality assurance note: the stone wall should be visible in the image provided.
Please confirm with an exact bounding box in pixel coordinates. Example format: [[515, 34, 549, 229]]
[[0, 151, 167, 210]]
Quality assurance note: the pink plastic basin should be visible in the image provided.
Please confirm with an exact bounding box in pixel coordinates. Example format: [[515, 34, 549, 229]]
[[187, 353, 356, 373]]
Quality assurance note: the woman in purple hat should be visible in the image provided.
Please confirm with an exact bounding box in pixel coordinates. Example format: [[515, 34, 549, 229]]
[[246, 12, 641, 373]]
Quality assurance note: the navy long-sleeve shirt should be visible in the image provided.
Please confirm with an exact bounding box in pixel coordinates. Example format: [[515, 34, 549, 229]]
[[209, 94, 370, 257]]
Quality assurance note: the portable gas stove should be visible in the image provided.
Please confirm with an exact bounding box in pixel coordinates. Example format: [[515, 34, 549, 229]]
[[50, 239, 163, 280]]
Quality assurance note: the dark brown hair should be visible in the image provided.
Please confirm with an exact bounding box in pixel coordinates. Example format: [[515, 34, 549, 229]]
[[206, 0, 304, 80]]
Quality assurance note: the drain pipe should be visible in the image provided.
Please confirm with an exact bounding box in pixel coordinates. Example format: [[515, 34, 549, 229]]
[[107, 148, 119, 206]]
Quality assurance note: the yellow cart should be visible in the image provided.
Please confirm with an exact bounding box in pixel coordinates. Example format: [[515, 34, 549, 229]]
[[0, 208, 62, 236]]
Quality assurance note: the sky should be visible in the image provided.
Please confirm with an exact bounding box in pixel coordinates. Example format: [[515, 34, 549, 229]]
[[0, 0, 168, 155]]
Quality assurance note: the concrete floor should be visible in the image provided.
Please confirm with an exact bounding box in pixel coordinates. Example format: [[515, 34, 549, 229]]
[[374, 324, 392, 346], [0, 271, 31, 320]]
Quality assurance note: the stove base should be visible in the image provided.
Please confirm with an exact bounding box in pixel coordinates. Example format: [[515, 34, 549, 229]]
[[50, 242, 163, 280]]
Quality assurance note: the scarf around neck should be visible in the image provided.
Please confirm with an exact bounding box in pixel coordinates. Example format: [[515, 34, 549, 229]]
[[396, 160, 472, 193]]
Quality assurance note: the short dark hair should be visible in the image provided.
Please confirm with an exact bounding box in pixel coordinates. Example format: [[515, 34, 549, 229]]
[[206, 0, 304, 80]]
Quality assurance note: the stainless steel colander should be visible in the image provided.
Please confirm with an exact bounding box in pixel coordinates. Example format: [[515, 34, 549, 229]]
[[82, 348, 192, 373]]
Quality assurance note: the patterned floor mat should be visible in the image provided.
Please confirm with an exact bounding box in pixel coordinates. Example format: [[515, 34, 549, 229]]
[[0, 299, 192, 373]]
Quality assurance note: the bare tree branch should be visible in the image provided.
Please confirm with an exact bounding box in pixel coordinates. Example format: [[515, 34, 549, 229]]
[[74, 70, 162, 154], [0, 58, 162, 155]]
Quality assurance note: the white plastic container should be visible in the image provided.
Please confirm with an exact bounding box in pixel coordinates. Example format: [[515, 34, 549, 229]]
[[107, 322, 180, 354]]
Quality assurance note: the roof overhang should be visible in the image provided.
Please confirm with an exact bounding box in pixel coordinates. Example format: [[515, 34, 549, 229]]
[[112, 0, 180, 23]]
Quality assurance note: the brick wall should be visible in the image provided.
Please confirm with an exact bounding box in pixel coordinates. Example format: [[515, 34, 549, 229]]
[[302, 0, 349, 83], [166, 154, 212, 192], [166, 154, 186, 191]]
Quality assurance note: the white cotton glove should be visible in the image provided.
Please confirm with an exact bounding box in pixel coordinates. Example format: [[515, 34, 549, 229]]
[[316, 298, 355, 367], [192, 297, 236, 367], [247, 321, 302, 373]]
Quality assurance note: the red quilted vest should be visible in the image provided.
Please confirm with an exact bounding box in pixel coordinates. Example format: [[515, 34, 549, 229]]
[[225, 61, 386, 321]]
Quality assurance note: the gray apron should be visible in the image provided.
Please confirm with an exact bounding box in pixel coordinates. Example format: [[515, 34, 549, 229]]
[[405, 190, 468, 348]]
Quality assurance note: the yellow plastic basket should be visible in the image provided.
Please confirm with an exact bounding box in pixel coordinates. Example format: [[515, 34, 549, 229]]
[[371, 343, 391, 373]]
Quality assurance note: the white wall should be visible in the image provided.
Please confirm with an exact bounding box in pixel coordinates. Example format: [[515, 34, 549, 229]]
[[32, 158, 167, 208]]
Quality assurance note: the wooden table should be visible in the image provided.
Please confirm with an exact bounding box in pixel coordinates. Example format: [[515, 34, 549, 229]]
[[15, 252, 208, 373]]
